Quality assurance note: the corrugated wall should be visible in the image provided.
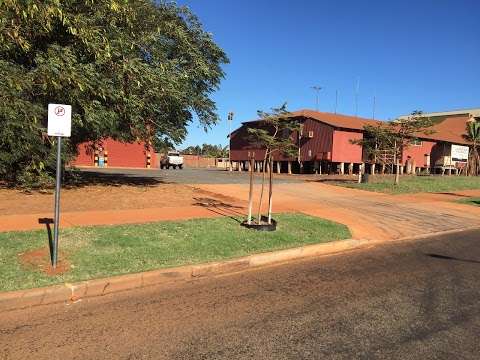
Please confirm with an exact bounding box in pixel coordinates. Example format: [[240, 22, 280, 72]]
[[230, 124, 269, 161], [230, 117, 336, 162], [299, 118, 334, 161], [71, 139, 157, 168], [331, 130, 363, 163], [402, 140, 436, 167], [70, 143, 94, 166]]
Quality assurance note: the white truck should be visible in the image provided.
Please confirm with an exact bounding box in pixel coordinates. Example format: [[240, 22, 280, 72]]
[[160, 151, 184, 169]]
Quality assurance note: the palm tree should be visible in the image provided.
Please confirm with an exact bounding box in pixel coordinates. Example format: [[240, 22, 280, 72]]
[[464, 116, 480, 176]]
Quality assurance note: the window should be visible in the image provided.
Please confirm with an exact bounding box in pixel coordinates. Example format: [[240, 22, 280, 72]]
[[411, 139, 422, 146], [308, 131, 314, 138]]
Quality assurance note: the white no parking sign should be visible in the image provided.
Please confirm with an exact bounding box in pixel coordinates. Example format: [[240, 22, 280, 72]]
[[48, 104, 72, 137]]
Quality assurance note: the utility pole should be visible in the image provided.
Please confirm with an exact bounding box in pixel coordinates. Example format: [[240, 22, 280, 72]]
[[311, 86, 323, 111], [227, 111, 234, 171]]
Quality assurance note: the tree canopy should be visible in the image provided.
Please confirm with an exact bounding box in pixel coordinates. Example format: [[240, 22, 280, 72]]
[[0, 0, 228, 187], [247, 104, 300, 160], [182, 144, 229, 158], [353, 111, 434, 184], [356, 111, 434, 165]]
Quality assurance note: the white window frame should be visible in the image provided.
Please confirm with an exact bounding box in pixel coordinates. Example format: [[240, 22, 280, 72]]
[[411, 139, 422, 146]]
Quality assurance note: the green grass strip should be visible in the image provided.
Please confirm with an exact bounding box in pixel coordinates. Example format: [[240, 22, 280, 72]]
[[0, 213, 350, 292], [338, 176, 480, 194]]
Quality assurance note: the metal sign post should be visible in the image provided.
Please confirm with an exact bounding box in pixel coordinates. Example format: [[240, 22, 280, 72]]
[[227, 112, 234, 171], [48, 104, 72, 269], [53, 136, 62, 267]]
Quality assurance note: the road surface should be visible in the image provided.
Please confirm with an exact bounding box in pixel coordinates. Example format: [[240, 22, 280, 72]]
[[1, 230, 480, 359], [77, 167, 302, 184]]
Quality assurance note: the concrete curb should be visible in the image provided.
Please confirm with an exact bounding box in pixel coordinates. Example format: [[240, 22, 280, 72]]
[[4, 225, 479, 313], [0, 239, 364, 313]]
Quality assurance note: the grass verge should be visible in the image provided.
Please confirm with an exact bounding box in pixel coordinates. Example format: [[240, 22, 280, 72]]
[[0, 213, 350, 292], [336, 175, 480, 194]]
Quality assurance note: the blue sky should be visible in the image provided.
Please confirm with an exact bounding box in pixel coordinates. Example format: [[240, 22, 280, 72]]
[[178, 0, 480, 148]]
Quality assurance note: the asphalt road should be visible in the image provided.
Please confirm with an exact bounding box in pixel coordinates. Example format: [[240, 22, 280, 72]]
[[1, 230, 480, 359], [76, 167, 302, 184]]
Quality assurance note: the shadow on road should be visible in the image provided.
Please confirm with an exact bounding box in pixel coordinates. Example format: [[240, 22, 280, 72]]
[[434, 192, 471, 198], [307, 178, 358, 184], [192, 197, 245, 224], [65, 170, 168, 188], [425, 253, 480, 264]]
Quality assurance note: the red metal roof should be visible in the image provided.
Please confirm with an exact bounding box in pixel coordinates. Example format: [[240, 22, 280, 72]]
[[414, 115, 470, 145], [291, 110, 471, 145], [288, 109, 382, 130], [241, 109, 472, 145], [241, 109, 381, 129]]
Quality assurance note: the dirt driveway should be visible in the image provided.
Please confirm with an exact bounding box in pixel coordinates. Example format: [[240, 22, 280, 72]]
[[196, 181, 480, 241], [2, 167, 480, 240]]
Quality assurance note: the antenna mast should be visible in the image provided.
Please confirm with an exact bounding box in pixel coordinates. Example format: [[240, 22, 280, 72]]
[[335, 90, 338, 114], [354, 78, 360, 117], [311, 86, 323, 111]]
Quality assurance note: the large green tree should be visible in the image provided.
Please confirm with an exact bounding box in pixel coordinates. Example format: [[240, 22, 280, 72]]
[[0, 0, 228, 187]]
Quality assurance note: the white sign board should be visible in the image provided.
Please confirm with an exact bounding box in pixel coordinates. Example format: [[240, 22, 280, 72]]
[[48, 104, 71, 137], [451, 144, 469, 162]]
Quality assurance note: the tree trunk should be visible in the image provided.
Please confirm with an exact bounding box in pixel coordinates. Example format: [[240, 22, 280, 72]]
[[257, 155, 268, 224], [467, 142, 478, 176], [247, 157, 254, 225], [395, 163, 400, 185], [267, 156, 273, 224], [473, 142, 475, 176]]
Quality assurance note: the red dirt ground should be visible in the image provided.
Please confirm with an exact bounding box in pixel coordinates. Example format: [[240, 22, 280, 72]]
[[18, 248, 70, 276], [0, 184, 233, 216]]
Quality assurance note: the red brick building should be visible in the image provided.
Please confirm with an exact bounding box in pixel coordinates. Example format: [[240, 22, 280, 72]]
[[230, 109, 475, 175]]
